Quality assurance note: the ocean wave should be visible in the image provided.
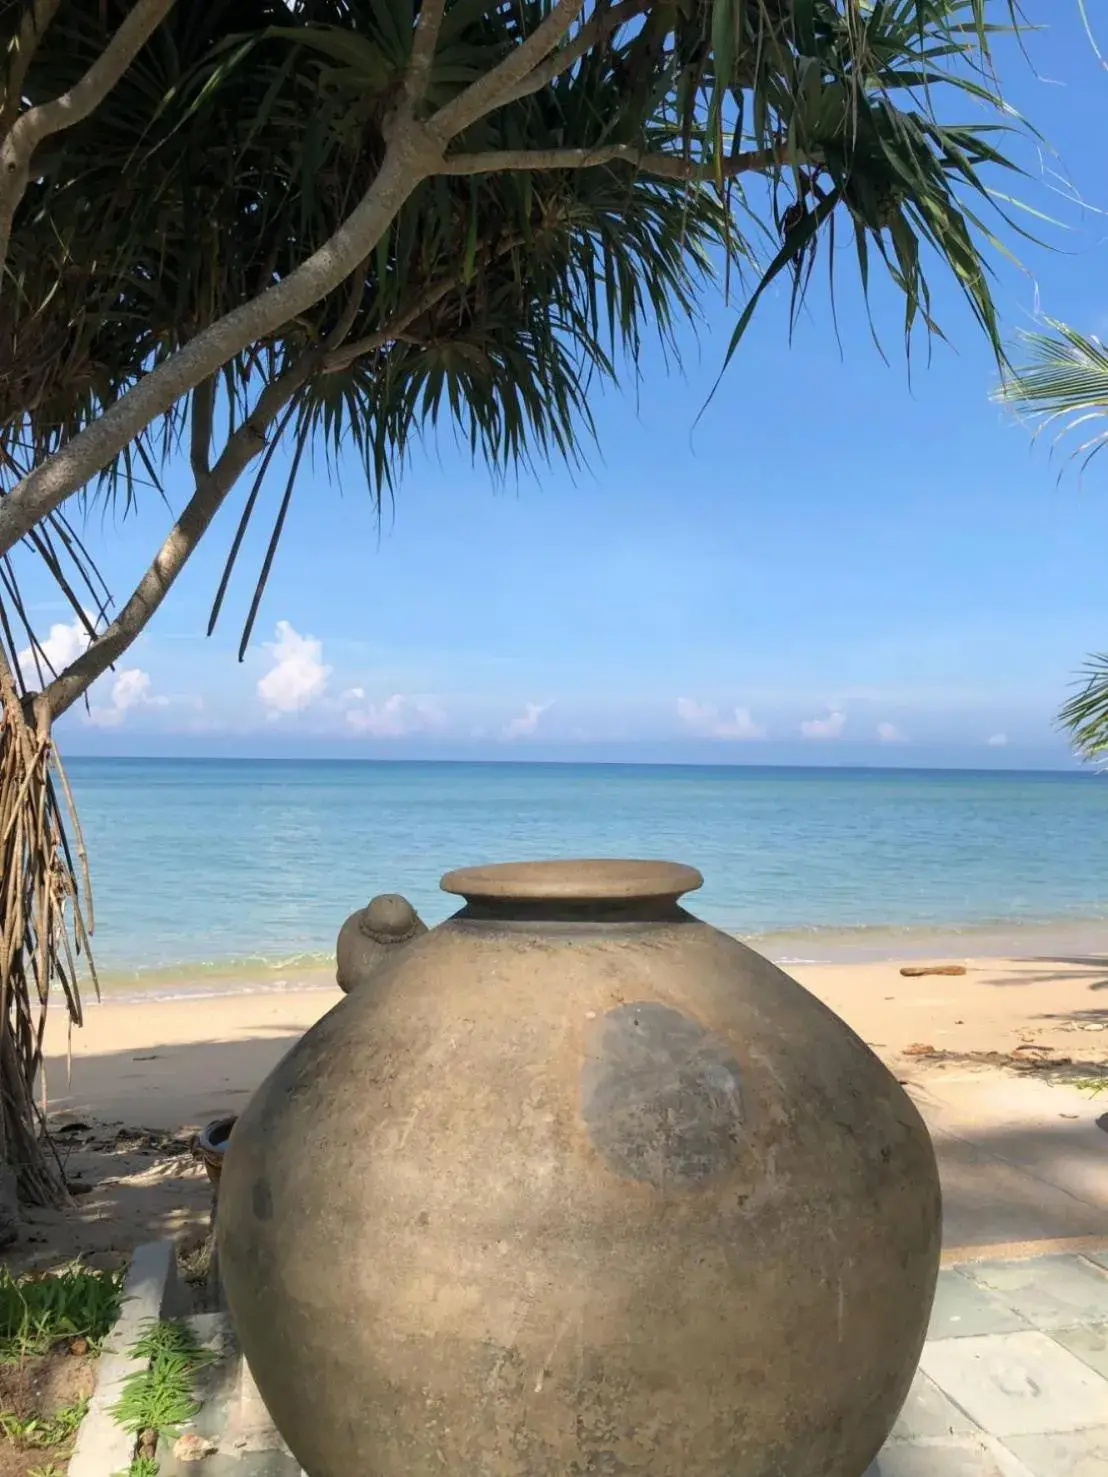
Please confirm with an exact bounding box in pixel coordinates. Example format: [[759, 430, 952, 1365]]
[[93, 950, 333, 981]]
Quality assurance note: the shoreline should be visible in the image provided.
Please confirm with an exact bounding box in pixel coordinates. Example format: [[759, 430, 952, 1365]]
[[62, 914, 1108, 1005]]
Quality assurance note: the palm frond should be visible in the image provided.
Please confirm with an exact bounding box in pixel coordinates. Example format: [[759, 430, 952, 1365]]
[[214, 166, 726, 648], [1060, 653, 1108, 763], [709, 0, 1036, 365], [996, 318, 1108, 472]]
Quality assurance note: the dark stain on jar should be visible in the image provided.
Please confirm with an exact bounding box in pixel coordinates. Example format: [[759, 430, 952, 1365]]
[[581, 1002, 745, 1188]]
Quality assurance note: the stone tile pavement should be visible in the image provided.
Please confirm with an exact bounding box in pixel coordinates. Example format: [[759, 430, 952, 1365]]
[[160, 1250, 1108, 1476], [866, 1249, 1108, 1476]]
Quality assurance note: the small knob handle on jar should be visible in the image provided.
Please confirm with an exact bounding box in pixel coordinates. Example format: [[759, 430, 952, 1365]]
[[336, 893, 428, 995], [360, 893, 424, 944]]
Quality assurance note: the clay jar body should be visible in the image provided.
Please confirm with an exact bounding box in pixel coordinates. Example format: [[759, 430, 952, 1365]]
[[218, 860, 940, 1477]]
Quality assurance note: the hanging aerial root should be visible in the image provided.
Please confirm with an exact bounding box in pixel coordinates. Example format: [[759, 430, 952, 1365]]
[[0, 652, 96, 1207]]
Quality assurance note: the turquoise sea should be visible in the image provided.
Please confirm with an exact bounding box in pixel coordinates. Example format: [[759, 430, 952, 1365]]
[[61, 758, 1108, 998]]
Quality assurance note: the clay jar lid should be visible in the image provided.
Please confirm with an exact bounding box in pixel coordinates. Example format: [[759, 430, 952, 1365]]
[[440, 859, 703, 903]]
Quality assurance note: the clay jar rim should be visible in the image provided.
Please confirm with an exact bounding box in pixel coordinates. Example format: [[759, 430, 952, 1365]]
[[440, 858, 704, 903]]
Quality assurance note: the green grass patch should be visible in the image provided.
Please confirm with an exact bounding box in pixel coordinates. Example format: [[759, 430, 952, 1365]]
[[124, 1459, 159, 1477], [1073, 1076, 1108, 1096], [0, 1265, 124, 1361], [112, 1320, 212, 1432], [0, 1397, 88, 1448], [112, 1319, 215, 1477]]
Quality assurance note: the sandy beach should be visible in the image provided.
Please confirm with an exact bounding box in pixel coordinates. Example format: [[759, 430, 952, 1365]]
[[12, 953, 1108, 1273]]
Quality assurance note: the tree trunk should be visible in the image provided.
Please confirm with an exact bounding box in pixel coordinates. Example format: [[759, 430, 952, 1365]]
[[0, 666, 93, 1208]]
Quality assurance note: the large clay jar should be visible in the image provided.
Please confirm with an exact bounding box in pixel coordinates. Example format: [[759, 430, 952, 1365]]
[[218, 860, 940, 1477]]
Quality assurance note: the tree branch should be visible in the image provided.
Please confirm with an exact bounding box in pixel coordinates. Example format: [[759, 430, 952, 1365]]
[[323, 235, 522, 373], [189, 376, 215, 481], [430, 0, 586, 141], [404, 0, 446, 112], [0, 0, 63, 135], [0, 124, 441, 566], [38, 256, 476, 717], [40, 363, 307, 721], [0, 0, 176, 268], [497, 0, 650, 109], [439, 139, 791, 180]]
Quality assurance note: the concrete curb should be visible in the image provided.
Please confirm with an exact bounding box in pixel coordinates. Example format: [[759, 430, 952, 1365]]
[[67, 1239, 184, 1477]]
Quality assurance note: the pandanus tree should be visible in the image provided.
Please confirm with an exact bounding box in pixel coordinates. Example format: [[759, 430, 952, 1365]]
[[1, 0, 1035, 1203], [997, 324, 1108, 763]]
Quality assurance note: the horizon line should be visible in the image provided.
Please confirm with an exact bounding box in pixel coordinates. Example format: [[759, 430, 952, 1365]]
[[60, 753, 1093, 778]]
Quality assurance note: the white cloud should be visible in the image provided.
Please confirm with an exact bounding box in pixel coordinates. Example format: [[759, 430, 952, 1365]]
[[986, 732, 1009, 748], [677, 697, 767, 740], [257, 621, 331, 716], [800, 709, 846, 740], [86, 668, 168, 728], [340, 687, 365, 702], [876, 721, 906, 743], [17, 614, 92, 682], [345, 694, 445, 737], [501, 700, 553, 740]]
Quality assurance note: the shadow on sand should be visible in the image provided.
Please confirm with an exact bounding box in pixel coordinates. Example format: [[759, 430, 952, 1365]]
[[980, 957, 1108, 992], [922, 1113, 1108, 1250], [10, 1029, 305, 1275], [2, 1026, 1103, 1277]]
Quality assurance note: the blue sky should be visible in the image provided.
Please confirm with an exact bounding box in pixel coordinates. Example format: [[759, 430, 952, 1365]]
[[23, 4, 1108, 768]]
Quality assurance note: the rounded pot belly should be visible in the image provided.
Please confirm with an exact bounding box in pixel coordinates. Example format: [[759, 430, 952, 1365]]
[[218, 904, 939, 1477]]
